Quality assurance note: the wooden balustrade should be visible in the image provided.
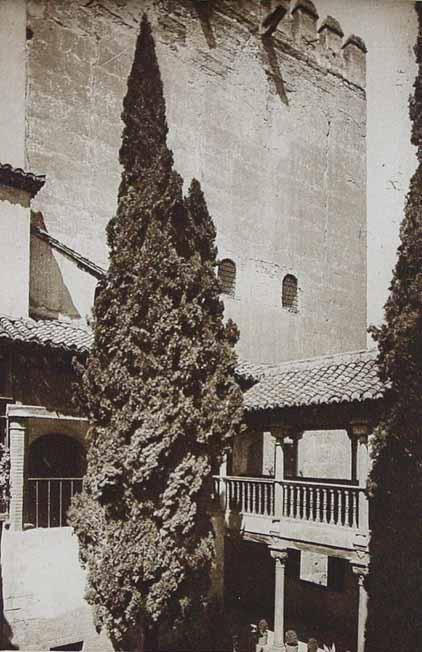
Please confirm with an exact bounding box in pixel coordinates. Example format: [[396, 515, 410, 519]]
[[26, 477, 83, 528], [214, 475, 275, 517], [280, 479, 362, 528], [213, 476, 366, 530]]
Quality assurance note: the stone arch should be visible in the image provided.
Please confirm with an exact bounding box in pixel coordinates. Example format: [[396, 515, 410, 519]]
[[28, 433, 86, 478]]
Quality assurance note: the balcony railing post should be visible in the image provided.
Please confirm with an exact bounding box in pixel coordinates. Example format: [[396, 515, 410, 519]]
[[218, 455, 227, 511], [273, 441, 284, 521], [351, 421, 371, 533], [272, 426, 293, 521], [345, 489, 350, 526], [338, 488, 344, 526]]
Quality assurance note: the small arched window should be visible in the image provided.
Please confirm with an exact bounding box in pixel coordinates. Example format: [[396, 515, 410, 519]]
[[282, 274, 298, 311], [218, 259, 236, 297]]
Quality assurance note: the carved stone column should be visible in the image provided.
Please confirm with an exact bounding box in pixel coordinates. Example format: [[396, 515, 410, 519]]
[[270, 548, 289, 651], [219, 453, 228, 478], [352, 564, 368, 652], [9, 417, 27, 531]]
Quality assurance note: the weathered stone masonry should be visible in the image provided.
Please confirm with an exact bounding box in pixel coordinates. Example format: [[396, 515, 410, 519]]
[[26, 0, 367, 363]]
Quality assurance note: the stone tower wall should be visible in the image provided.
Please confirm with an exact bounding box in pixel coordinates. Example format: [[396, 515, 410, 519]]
[[26, 0, 367, 363]]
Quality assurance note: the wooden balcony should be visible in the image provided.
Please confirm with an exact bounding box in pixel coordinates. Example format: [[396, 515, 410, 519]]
[[281, 479, 362, 528], [214, 475, 368, 551], [214, 475, 275, 517]]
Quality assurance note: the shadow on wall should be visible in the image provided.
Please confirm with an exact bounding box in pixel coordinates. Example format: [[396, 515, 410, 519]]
[[285, 555, 358, 651], [261, 36, 290, 106], [193, 1, 289, 106], [29, 212, 81, 321], [194, 0, 217, 49]]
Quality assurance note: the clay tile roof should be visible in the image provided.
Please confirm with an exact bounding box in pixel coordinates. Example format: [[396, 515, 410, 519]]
[[235, 360, 279, 383], [0, 317, 386, 410], [0, 315, 93, 354], [0, 163, 46, 198], [242, 349, 385, 412]]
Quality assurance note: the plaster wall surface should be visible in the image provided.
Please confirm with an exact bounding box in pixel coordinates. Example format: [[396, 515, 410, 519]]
[[297, 429, 352, 480], [233, 428, 275, 477], [1, 527, 112, 651], [232, 428, 350, 480], [0, 0, 26, 168], [25, 0, 367, 362], [30, 233, 97, 323], [0, 188, 30, 318]]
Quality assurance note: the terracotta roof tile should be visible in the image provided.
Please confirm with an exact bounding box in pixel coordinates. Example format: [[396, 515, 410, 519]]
[[243, 349, 385, 411], [0, 317, 386, 411], [0, 163, 45, 197], [0, 315, 93, 353], [235, 360, 280, 382]]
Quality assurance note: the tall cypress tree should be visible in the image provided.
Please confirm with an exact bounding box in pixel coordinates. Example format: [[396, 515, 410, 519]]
[[70, 15, 243, 651], [365, 4, 422, 650]]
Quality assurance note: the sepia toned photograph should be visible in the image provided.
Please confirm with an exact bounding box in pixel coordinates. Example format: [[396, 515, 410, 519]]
[[0, 1, 420, 651]]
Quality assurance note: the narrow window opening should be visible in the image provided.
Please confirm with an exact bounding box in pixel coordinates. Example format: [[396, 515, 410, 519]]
[[282, 274, 298, 311], [218, 259, 236, 297]]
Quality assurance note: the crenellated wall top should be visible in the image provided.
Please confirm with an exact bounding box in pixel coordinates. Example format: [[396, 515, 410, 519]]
[[190, 0, 367, 90], [256, 0, 367, 89]]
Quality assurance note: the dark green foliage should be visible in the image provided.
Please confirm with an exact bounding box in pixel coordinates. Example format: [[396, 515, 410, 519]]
[[69, 14, 243, 650], [365, 4, 422, 650]]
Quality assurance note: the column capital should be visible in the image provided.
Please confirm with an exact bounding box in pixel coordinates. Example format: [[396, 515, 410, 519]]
[[8, 417, 26, 432], [270, 548, 289, 564], [272, 425, 302, 444], [271, 425, 292, 441], [352, 564, 368, 584], [350, 420, 370, 440]]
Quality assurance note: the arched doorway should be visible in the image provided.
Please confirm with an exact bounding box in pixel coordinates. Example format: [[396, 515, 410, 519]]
[[26, 434, 86, 528]]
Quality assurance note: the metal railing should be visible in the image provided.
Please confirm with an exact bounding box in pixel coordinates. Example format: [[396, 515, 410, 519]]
[[214, 476, 365, 529], [27, 477, 83, 528]]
